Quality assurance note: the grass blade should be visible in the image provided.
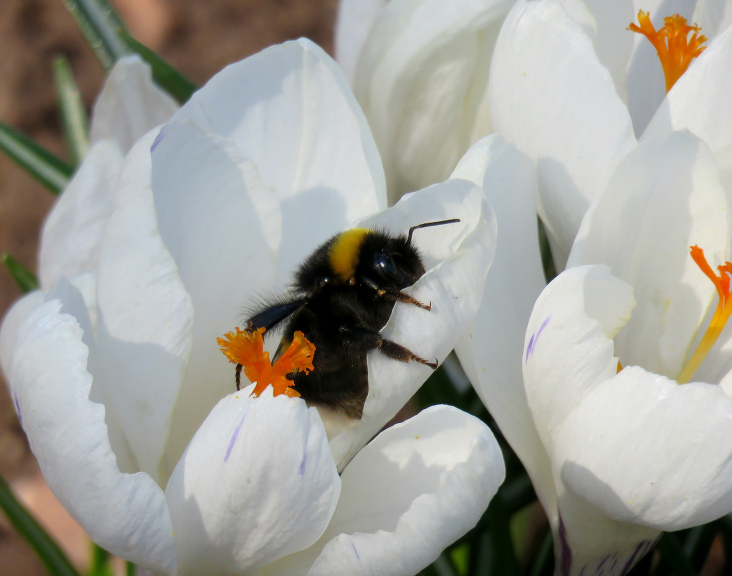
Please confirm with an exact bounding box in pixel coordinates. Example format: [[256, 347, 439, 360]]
[[0, 121, 72, 194], [53, 55, 89, 166], [0, 475, 82, 576], [88, 543, 112, 576], [526, 528, 554, 576], [119, 31, 198, 104], [60, 0, 130, 70], [652, 532, 696, 576], [2, 254, 40, 293]]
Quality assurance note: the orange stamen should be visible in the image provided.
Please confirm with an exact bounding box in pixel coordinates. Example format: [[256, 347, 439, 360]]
[[628, 11, 707, 92], [678, 246, 732, 383], [217, 327, 315, 398]]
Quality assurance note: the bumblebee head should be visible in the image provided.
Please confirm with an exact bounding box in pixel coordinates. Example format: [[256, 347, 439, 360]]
[[359, 232, 425, 290]]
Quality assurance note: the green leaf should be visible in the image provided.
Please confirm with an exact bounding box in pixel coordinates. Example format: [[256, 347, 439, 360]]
[[526, 528, 554, 576], [60, 0, 130, 70], [2, 254, 40, 293], [88, 543, 112, 576], [652, 532, 696, 576], [450, 543, 470, 576], [53, 55, 90, 167], [683, 523, 719, 572], [501, 473, 536, 516], [0, 474, 82, 576], [119, 31, 198, 104], [485, 496, 521, 576], [0, 121, 72, 194], [416, 364, 464, 411], [126, 561, 136, 576]]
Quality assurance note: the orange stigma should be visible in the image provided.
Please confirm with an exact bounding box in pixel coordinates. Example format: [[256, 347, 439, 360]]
[[217, 327, 315, 398], [677, 246, 732, 383], [628, 11, 707, 92]]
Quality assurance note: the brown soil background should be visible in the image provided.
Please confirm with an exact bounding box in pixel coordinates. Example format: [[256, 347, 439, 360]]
[[0, 1, 336, 573]]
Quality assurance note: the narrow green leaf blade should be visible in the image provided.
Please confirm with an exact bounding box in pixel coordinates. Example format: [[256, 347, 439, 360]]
[[119, 31, 198, 104], [419, 552, 460, 576], [526, 528, 554, 576], [88, 543, 112, 576], [0, 121, 72, 194], [0, 475, 82, 576], [61, 0, 130, 70], [652, 532, 696, 576], [53, 55, 89, 167], [2, 254, 40, 293]]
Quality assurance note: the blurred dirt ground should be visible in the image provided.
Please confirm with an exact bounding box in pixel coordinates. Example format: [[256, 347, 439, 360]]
[[0, 1, 336, 573]]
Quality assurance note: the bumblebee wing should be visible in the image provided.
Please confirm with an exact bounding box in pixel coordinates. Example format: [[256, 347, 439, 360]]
[[246, 299, 305, 332]]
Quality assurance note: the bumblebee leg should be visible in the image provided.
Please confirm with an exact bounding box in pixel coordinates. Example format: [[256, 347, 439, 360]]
[[379, 339, 438, 369], [360, 278, 432, 310], [338, 325, 438, 369], [235, 363, 243, 391], [387, 290, 431, 311]]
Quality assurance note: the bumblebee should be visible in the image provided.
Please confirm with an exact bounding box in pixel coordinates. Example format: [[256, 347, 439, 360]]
[[241, 218, 460, 430]]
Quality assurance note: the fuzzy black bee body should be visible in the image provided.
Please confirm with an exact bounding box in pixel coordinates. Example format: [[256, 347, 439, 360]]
[[244, 220, 459, 422]]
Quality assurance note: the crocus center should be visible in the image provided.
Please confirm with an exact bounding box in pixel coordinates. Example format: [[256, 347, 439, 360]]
[[217, 327, 315, 397], [677, 246, 732, 384], [628, 10, 707, 92]]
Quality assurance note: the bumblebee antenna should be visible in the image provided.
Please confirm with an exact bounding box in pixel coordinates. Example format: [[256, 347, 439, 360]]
[[407, 219, 461, 244]]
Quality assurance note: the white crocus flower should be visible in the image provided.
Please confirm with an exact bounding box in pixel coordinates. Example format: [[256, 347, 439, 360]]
[[522, 263, 732, 576], [40, 55, 179, 288], [460, 46, 732, 576], [460, 0, 732, 569], [489, 0, 730, 268], [520, 128, 732, 575], [335, 0, 517, 203], [1, 39, 505, 575]]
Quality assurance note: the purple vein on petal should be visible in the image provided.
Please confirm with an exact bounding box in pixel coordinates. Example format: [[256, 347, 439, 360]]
[[14, 396, 22, 426], [150, 125, 168, 153], [299, 451, 307, 476], [351, 542, 360, 560], [526, 316, 551, 362], [224, 411, 248, 462]]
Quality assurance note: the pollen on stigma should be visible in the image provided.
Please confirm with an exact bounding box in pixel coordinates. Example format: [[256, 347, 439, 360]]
[[217, 327, 315, 397], [677, 246, 732, 384], [628, 10, 707, 93]]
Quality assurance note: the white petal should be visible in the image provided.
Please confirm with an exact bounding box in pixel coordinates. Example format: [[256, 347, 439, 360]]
[[693, 0, 732, 38], [353, 0, 514, 200], [39, 141, 123, 288], [451, 135, 557, 519], [557, 365, 732, 530], [329, 180, 496, 469], [149, 120, 283, 474], [489, 0, 636, 267], [523, 266, 635, 450], [643, 25, 732, 153], [95, 129, 193, 483], [583, 0, 635, 101], [334, 0, 387, 84], [89, 55, 178, 150], [310, 406, 503, 576], [0, 291, 43, 384], [168, 39, 386, 283], [165, 388, 340, 575], [264, 405, 503, 576], [8, 296, 176, 574], [569, 131, 728, 379], [625, 1, 695, 136]]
